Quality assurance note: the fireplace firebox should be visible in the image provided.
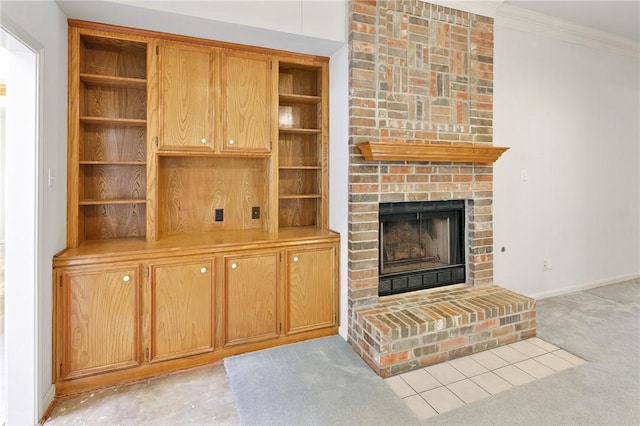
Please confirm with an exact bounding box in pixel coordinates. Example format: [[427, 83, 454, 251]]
[[379, 200, 466, 296]]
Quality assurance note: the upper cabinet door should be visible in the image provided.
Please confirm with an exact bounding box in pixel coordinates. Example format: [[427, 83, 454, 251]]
[[221, 51, 272, 153], [159, 41, 216, 151]]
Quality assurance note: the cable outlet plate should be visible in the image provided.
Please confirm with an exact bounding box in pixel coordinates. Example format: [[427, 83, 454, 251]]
[[215, 209, 224, 222], [252, 206, 260, 219]]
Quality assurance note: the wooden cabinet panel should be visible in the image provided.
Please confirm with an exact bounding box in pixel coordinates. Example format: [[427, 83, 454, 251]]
[[221, 51, 272, 153], [159, 42, 215, 150], [286, 245, 337, 334], [150, 260, 214, 362], [224, 252, 278, 345], [61, 267, 140, 379]]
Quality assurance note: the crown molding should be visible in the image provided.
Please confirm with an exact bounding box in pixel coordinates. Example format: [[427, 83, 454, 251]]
[[421, 1, 504, 18], [496, 4, 640, 58]]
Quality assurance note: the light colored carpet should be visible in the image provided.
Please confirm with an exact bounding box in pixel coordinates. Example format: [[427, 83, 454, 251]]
[[425, 279, 640, 425], [224, 335, 420, 425]]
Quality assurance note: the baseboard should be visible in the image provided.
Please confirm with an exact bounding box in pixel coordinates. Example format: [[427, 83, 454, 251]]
[[38, 384, 56, 425], [531, 273, 640, 300]]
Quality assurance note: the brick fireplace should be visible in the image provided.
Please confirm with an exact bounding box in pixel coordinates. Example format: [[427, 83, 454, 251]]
[[347, 0, 536, 376]]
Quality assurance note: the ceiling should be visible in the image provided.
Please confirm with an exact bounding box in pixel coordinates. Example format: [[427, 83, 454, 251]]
[[504, 0, 640, 41]]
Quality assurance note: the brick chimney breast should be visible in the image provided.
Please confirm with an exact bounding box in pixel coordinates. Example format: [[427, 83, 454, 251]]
[[348, 0, 495, 320]]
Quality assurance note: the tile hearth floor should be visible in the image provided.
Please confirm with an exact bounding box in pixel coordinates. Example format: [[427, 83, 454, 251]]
[[384, 337, 587, 420]]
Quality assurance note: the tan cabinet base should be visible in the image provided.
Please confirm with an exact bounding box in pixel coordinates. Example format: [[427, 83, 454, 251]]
[[53, 230, 339, 397]]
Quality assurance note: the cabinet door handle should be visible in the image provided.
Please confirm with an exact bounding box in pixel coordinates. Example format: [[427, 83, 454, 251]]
[[122, 275, 131, 282], [231, 263, 237, 269], [228, 139, 235, 145], [200, 267, 207, 273], [201, 138, 207, 144], [292, 256, 299, 262]]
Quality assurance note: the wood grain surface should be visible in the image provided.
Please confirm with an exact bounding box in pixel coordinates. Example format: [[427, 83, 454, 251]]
[[158, 157, 267, 235], [62, 267, 140, 379], [159, 42, 214, 150], [151, 260, 214, 361], [286, 246, 335, 333], [224, 253, 278, 345], [221, 51, 271, 152]]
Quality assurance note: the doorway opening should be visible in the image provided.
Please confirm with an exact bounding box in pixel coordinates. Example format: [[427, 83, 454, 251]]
[[1, 26, 39, 424]]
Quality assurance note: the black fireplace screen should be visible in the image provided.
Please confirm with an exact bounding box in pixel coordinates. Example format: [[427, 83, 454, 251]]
[[379, 200, 465, 296]]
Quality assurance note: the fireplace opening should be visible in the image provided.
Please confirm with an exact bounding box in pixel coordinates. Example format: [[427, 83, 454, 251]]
[[379, 200, 466, 296]]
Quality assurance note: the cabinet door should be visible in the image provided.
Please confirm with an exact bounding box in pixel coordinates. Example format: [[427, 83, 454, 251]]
[[61, 267, 140, 379], [150, 260, 214, 362], [221, 51, 272, 153], [159, 41, 215, 150], [286, 245, 337, 334], [224, 252, 278, 345]]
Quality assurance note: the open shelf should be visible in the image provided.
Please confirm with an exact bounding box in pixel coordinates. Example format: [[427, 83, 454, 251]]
[[81, 35, 146, 79], [279, 194, 322, 199], [80, 199, 146, 205], [279, 166, 321, 170], [80, 116, 147, 127], [80, 161, 146, 165], [81, 203, 146, 240], [80, 73, 147, 88], [279, 93, 321, 104], [279, 128, 321, 135]]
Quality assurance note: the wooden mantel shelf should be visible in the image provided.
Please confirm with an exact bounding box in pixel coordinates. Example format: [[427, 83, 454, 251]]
[[358, 141, 509, 164]]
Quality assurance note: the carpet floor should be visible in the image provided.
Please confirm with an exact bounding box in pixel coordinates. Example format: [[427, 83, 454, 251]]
[[425, 278, 640, 425], [224, 335, 419, 425], [226, 279, 639, 426]]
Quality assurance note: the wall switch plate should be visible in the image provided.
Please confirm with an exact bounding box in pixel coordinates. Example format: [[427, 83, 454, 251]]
[[252, 206, 260, 219], [215, 209, 224, 222]]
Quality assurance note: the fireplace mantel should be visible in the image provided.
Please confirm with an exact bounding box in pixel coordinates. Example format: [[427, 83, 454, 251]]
[[358, 141, 509, 164]]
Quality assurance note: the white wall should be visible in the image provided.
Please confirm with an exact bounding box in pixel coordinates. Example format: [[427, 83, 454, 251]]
[[115, 0, 346, 42], [0, 97, 5, 243], [329, 44, 349, 338], [56, 0, 346, 57], [1, 0, 68, 422], [493, 26, 640, 298]]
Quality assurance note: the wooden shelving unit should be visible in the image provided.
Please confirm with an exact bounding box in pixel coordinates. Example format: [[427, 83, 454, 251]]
[[56, 21, 338, 396], [277, 62, 328, 229], [69, 30, 148, 245]]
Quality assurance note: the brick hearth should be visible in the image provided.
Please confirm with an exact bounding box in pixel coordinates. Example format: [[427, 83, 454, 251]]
[[351, 284, 536, 377], [347, 0, 536, 376]]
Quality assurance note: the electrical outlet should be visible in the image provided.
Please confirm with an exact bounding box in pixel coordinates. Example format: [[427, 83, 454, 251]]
[[252, 206, 260, 219], [215, 209, 224, 222]]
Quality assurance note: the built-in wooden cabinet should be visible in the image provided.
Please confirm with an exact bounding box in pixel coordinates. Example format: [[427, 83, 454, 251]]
[[285, 244, 337, 334], [220, 50, 273, 153], [59, 266, 141, 380], [150, 259, 214, 362], [55, 21, 338, 396], [223, 251, 279, 346], [158, 41, 216, 151]]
